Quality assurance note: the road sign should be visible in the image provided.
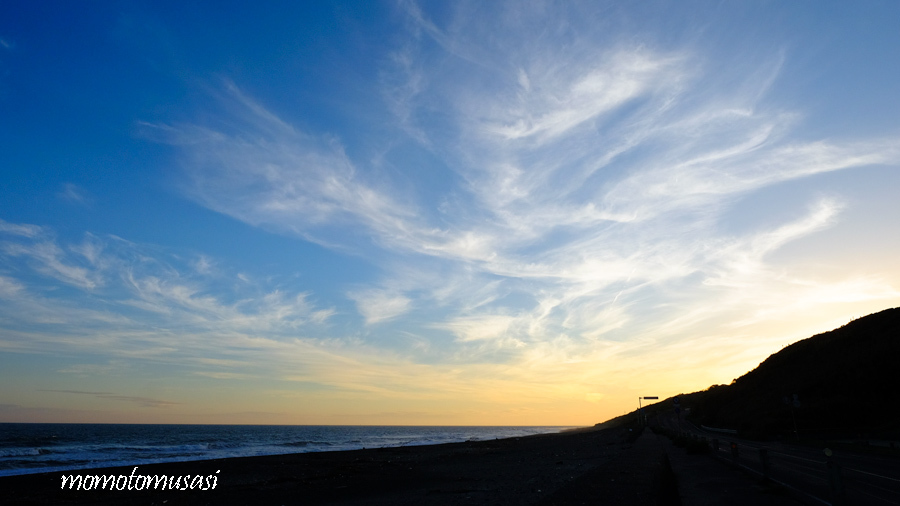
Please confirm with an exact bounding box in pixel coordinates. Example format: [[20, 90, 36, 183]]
[[643, 396, 659, 399], [673, 396, 680, 405]]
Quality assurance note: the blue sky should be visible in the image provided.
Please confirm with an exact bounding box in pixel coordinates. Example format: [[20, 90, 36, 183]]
[[1, 1, 899, 425]]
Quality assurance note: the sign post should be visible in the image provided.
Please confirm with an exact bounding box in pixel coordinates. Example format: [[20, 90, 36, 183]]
[[638, 396, 659, 426]]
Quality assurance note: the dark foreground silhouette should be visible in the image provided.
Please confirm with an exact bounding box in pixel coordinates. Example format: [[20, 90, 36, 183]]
[[4, 426, 684, 505]]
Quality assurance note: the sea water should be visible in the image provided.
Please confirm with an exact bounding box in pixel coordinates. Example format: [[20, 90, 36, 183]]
[[0, 424, 571, 477]]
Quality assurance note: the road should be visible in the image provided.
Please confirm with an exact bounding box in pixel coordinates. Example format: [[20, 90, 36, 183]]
[[656, 412, 900, 506]]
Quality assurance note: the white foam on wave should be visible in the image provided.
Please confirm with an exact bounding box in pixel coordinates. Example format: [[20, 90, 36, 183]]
[[0, 447, 47, 458], [0, 425, 573, 477]]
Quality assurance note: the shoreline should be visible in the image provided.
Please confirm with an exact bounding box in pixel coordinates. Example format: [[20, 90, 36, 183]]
[[2, 425, 675, 505], [0, 425, 579, 479]]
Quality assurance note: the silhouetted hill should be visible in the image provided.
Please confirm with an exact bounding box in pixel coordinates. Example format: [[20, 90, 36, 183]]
[[611, 307, 900, 439]]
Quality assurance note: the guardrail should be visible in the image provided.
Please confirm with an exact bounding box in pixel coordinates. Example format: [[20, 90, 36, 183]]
[[660, 428, 900, 506], [700, 424, 737, 435], [712, 437, 898, 506]]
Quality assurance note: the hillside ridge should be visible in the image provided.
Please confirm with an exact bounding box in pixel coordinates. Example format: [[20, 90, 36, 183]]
[[604, 307, 900, 439]]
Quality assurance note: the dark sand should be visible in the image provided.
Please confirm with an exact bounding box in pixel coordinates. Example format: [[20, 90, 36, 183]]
[[4, 426, 682, 506]]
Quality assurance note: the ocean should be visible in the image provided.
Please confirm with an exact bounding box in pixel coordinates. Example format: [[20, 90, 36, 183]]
[[0, 423, 572, 477]]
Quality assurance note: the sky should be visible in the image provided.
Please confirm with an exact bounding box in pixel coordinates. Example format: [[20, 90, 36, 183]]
[[1, 1, 899, 426]]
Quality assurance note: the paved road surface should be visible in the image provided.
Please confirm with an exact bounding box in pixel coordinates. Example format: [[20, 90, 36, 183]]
[[656, 412, 900, 505]]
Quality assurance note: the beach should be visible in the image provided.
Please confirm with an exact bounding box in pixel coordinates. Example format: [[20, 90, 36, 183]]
[[2, 426, 678, 505]]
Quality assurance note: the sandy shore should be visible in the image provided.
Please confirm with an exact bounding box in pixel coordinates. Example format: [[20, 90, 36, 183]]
[[2, 425, 682, 505]]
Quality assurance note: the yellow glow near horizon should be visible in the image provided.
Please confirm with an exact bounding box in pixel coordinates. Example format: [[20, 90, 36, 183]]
[[4, 299, 896, 426]]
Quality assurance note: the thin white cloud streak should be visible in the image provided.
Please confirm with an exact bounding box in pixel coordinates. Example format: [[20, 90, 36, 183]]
[[435, 314, 520, 343], [0, 275, 25, 299], [703, 198, 844, 287], [38, 390, 179, 408], [601, 139, 899, 223], [58, 183, 90, 205], [0, 218, 43, 238], [120, 272, 332, 333], [2, 241, 102, 290], [348, 289, 412, 325], [481, 50, 687, 145]]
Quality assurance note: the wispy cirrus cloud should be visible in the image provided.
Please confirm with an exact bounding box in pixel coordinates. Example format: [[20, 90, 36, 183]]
[[0, 275, 25, 298], [0, 220, 336, 365], [0, 218, 43, 238], [38, 390, 179, 408], [348, 289, 412, 325], [478, 49, 687, 145], [58, 183, 91, 205], [3, 240, 102, 290], [141, 2, 900, 386]]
